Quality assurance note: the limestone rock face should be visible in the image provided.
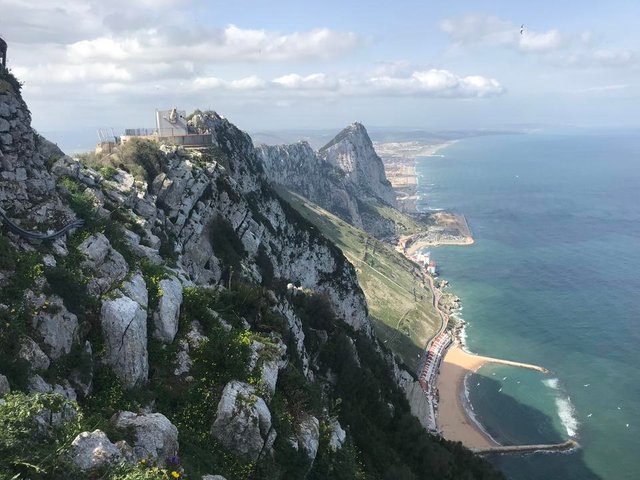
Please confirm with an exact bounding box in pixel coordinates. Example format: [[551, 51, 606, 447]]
[[153, 276, 182, 343], [19, 336, 50, 371], [211, 381, 273, 461], [111, 411, 179, 466], [256, 136, 396, 239], [79, 233, 129, 295], [100, 296, 148, 388], [30, 295, 79, 359], [296, 415, 320, 462], [122, 273, 149, 309], [248, 336, 288, 398], [0, 374, 10, 396], [0, 90, 73, 228], [319, 123, 396, 207], [69, 430, 122, 472], [328, 419, 347, 451]]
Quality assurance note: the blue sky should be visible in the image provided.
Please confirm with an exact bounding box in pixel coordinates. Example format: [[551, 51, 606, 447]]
[[1, 0, 639, 144]]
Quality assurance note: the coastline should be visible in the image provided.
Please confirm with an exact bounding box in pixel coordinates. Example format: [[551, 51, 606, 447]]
[[400, 142, 572, 455]]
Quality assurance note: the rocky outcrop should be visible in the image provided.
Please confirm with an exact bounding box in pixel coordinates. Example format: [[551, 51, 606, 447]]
[[0, 89, 74, 230], [327, 419, 347, 451], [152, 276, 182, 344], [296, 415, 320, 462], [0, 374, 9, 396], [29, 293, 79, 359], [79, 233, 128, 295], [111, 411, 179, 466], [256, 129, 397, 239], [249, 336, 288, 398], [19, 336, 50, 371], [319, 123, 396, 207], [202, 476, 227, 480], [211, 381, 273, 461], [69, 430, 122, 472], [100, 295, 148, 388], [257, 142, 365, 230]]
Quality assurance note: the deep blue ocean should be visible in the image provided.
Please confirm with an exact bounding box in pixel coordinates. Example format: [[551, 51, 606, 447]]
[[415, 132, 640, 480]]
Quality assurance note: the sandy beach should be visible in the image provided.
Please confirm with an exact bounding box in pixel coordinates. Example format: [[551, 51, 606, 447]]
[[436, 344, 499, 449], [436, 342, 549, 449]]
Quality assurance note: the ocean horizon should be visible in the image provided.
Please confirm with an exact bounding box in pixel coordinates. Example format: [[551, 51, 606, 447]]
[[416, 131, 640, 479]]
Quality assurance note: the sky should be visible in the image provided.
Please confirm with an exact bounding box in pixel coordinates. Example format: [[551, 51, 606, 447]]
[[1, 0, 639, 148]]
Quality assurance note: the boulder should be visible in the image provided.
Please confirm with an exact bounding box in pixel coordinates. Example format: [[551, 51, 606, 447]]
[[19, 336, 50, 371], [100, 296, 148, 388], [111, 411, 179, 466], [327, 419, 347, 451], [79, 233, 128, 295], [122, 273, 148, 309], [296, 415, 320, 462], [31, 296, 79, 359], [202, 476, 227, 480], [0, 374, 9, 396], [69, 430, 122, 472], [248, 336, 287, 398], [211, 381, 273, 461], [153, 276, 182, 343]]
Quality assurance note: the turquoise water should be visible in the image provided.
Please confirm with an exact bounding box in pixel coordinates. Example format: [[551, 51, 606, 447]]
[[415, 132, 640, 480]]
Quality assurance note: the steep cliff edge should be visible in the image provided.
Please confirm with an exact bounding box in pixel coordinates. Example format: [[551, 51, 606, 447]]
[[256, 124, 401, 239], [0, 69, 503, 480], [319, 122, 397, 207]]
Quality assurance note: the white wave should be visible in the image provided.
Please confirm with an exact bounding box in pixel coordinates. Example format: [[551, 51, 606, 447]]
[[556, 397, 579, 438], [543, 378, 560, 390]]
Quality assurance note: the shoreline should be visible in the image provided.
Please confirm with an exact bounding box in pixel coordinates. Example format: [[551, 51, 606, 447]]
[[394, 140, 572, 455]]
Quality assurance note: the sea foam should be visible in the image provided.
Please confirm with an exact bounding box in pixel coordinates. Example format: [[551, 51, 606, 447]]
[[556, 397, 579, 438], [544, 378, 579, 437]]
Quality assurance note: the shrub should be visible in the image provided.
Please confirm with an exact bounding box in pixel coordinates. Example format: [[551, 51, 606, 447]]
[[209, 216, 246, 270], [0, 393, 84, 479], [116, 138, 165, 183]]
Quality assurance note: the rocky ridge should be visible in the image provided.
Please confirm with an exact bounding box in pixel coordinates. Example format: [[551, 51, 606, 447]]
[[0, 70, 503, 479], [256, 123, 398, 239]]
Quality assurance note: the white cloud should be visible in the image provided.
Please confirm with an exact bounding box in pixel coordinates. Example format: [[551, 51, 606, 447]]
[[65, 25, 362, 65], [272, 73, 337, 90], [440, 14, 638, 70], [189, 69, 504, 99], [365, 69, 504, 98], [518, 30, 564, 53], [578, 84, 629, 93]]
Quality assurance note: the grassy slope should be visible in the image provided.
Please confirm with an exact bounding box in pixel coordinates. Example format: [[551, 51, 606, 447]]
[[276, 188, 442, 371]]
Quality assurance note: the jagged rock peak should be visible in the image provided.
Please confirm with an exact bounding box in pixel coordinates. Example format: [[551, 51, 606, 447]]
[[319, 122, 397, 206]]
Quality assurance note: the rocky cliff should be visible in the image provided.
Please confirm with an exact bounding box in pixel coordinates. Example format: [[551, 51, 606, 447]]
[[256, 123, 399, 239], [319, 122, 396, 207], [0, 69, 503, 480]]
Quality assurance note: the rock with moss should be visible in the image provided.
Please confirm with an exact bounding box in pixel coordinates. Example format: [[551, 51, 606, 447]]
[[111, 411, 179, 466], [211, 380, 273, 461], [100, 296, 148, 388], [69, 429, 122, 472]]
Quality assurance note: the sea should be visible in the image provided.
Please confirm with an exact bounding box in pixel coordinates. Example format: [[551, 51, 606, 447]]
[[415, 131, 640, 480]]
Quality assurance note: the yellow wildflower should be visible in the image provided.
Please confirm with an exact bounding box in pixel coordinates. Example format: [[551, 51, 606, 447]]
[[171, 472, 181, 479]]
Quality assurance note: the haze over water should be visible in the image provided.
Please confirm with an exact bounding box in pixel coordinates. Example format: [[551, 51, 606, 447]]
[[416, 132, 640, 479]]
